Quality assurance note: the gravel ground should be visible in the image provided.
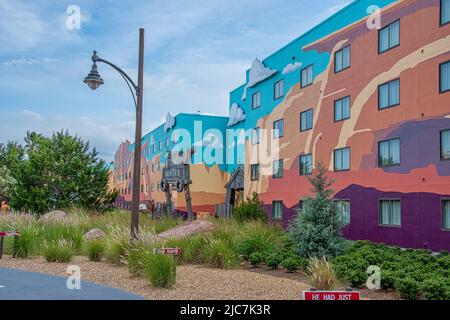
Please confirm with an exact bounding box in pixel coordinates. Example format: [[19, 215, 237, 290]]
[[0, 256, 308, 300], [0, 256, 397, 300]]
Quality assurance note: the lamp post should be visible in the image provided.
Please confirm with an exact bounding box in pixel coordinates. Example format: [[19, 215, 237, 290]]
[[84, 28, 145, 241]]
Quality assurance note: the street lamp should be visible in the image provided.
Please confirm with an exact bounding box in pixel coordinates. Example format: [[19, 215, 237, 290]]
[[84, 28, 145, 241]]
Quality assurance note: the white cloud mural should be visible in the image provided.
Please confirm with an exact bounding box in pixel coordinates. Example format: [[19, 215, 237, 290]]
[[164, 112, 176, 132], [227, 103, 246, 127], [247, 58, 277, 88], [282, 61, 302, 74], [241, 85, 247, 101]]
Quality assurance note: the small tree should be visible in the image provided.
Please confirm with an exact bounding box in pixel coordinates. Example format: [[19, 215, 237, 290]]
[[233, 192, 267, 223], [0, 165, 16, 201], [288, 162, 344, 258]]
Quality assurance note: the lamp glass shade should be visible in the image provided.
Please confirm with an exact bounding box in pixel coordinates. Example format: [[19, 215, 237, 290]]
[[83, 62, 104, 90]]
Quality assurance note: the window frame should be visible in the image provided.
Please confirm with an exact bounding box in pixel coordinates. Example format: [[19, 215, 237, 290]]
[[441, 0, 450, 27], [440, 129, 450, 161], [378, 199, 402, 228], [378, 19, 401, 54], [442, 198, 450, 231], [378, 138, 401, 168], [439, 60, 450, 94], [274, 79, 284, 100], [333, 147, 351, 172], [272, 159, 284, 179], [273, 119, 284, 139], [252, 91, 261, 109], [334, 96, 351, 122], [334, 199, 351, 225], [252, 127, 260, 145], [301, 64, 314, 88], [334, 45, 351, 73], [299, 154, 313, 176], [272, 200, 283, 220], [300, 109, 313, 132], [378, 78, 401, 110], [250, 164, 260, 181]]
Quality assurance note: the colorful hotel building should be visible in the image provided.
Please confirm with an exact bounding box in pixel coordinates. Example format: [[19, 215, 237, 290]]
[[111, 0, 450, 251]]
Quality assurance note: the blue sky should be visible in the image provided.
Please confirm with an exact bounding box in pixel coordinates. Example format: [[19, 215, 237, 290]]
[[0, 0, 350, 162]]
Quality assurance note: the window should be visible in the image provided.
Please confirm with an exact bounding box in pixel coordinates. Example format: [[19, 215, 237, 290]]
[[273, 119, 284, 139], [152, 163, 155, 173], [334, 200, 351, 225], [441, 0, 450, 25], [379, 200, 401, 227], [379, 79, 400, 109], [440, 61, 450, 93], [274, 79, 284, 99], [153, 144, 156, 153], [301, 65, 313, 88], [300, 109, 313, 132], [298, 200, 304, 211], [252, 127, 260, 145], [251, 164, 260, 181], [166, 137, 170, 147], [378, 138, 401, 167], [379, 20, 400, 53], [441, 129, 450, 160], [334, 96, 351, 122], [272, 201, 283, 220], [443, 200, 450, 230], [335, 45, 351, 73], [334, 147, 350, 171], [252, 91, 261, 109], [300, 154, 313, 176], [273, 159, 284, 179]]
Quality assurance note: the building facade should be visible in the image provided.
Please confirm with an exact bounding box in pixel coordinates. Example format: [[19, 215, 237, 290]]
[[112, 0, 450, 251]]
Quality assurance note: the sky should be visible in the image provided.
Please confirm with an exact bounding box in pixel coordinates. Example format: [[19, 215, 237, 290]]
[[0, 0, 351, 162]]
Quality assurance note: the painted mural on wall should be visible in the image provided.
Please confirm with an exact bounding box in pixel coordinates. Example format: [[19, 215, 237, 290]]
[[111, 0, 450, 251]]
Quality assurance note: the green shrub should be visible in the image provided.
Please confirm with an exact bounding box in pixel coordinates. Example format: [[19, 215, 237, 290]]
[[83, 239, 106, 262], [380, 270, 397, 290], [395, 278, 420, 300], [42, 239, 75, 262], [142, 253, 176, 288], [237, 222, 282, 259], [249, 252, 264, 267], [306, 257, 338, 290], [265, 252, 283, 270], [126, 245, 150, 276], [164, 236, 207, 265], [420, 277, 450, 300], [15, 226, 39, 258], [105, 238, 130, 265], [40, 223, 84, 253], [182, 236, 207, 263], [203, 237, 239, 269], [281, 257, 299, 273], [233, 192, 267, 223]]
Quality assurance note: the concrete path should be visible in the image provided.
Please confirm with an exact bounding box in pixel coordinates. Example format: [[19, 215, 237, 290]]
[[0, 268, 144, 300]]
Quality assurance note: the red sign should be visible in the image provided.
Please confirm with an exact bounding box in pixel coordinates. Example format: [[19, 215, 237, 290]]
[[0, 231, 20, 237], [153, 247, 182, 256], [303, 291, 360, 301]]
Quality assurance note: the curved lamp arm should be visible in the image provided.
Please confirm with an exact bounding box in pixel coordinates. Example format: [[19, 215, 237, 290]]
[[91, 51, 140, 108]]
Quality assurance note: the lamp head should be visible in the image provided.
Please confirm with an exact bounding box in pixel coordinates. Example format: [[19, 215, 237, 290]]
[[83, 61, 104, 90]]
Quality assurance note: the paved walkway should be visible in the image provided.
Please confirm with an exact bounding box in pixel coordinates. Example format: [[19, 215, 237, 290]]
[[0, 268, 144, 300]]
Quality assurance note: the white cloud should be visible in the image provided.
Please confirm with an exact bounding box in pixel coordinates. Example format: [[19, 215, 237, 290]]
[[0, 0, 46, 51], [247, 58, 277, 88], [282, 61, 302, 74], [227, 103, 246, 127]]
